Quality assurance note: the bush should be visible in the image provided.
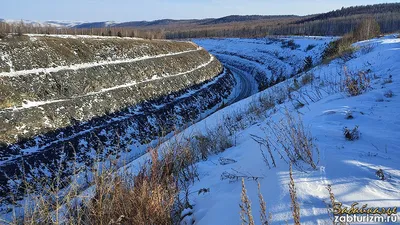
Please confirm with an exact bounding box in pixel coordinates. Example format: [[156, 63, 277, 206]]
[[281, 39, 300, 50], [303, 56, 313, 71], [343, 70, 370, 96], [301, 73, 314, 86], [376, 169, 385, 181], [384, 90, 393, 98], [322, 34, 356, 62], [322, 18, 380, 62], [343, 126, 360, 141], [305, 44, 316, 51]]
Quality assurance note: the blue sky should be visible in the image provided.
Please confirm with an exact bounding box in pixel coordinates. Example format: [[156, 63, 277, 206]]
[[2, 0, 399, 22]]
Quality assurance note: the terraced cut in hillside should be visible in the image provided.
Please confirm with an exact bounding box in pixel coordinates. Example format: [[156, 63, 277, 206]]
[[0, 35, 234, 201], [0, 35, 222, 145]]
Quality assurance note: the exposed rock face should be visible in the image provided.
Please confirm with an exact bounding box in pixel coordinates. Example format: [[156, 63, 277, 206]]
[[0, 35, 235, 200]]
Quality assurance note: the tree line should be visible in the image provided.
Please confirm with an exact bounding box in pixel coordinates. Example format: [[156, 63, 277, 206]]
[[1, 3, 399, 40], [0, 22, 165, 39]]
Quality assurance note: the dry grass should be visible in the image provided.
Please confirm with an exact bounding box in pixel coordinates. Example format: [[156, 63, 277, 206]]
[[83, 149, 178, 225], [5, 141, 201, 225], [191, 125, 233, 160], [343, 69, 371, 96], [257, 182, 271, 225], [326, 185, 348, 225], [289, 164, 301, 225], [240, 178, 255, 225], [301, 73, 314, 86], [260, 110, 319, 170]]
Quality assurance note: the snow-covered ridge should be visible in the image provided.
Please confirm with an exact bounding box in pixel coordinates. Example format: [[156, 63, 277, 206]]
[[194, 36, 334, 89], [2, 19, 86, 28]]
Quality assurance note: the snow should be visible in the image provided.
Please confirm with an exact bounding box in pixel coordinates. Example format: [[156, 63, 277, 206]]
[[2, 35, 400, 224], [194, 36, 335, 79], [120, 35, 400, 224]]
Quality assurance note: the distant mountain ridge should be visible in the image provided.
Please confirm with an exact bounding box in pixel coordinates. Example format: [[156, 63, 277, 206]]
[[2, 3, 399, 30], [0, 19, 85, 27], [1, 15, 298, 29], [2, 2, 399, 39], [74, 15, 298, 29]]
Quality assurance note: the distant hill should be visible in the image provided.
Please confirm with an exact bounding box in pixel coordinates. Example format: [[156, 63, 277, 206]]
[[295, 3, 400, 24], [200, 15, 297, 25], [73, 15, 298, 29], [1, 19, 84, 27], [2, 2, 400, 38]]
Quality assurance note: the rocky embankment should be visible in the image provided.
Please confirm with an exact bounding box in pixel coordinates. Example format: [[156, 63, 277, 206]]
[[0, 35, 234, 200]]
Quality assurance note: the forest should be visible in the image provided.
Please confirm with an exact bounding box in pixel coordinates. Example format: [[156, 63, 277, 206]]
[[1, 3, 399, 39]]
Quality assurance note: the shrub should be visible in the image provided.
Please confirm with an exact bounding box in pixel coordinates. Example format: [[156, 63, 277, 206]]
[[289, 164, 301, 225], [382, 75, 393, 84], [281, 39, 300, 50], [239, 179, 271, 225], [376, 169, 385, 181], [345, 111, 354, 120], [322, 18, 380, 62], [192, 125, 233, 160], [301, 73, 314, 86], [303, 56, 313, 71], [343, 70, 370, 96], [343, 126, 360, 141], [384, 90, 393, 98], [84, 149, 178, 225], [258, 94, 276, 112], [305, 44, 316, 51], [322, 34, 356, 62]]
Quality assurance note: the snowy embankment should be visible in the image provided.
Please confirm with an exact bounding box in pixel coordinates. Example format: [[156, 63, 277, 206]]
[[194, 37, 335, 91], [0, 35, 234, 203], [124, 35, 400, 224]]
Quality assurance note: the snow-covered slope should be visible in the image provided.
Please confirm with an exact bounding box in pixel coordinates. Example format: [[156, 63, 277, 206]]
[[1, 19, 86, 27], [122, 35, 400, 224], [194, 37, 335, 91]]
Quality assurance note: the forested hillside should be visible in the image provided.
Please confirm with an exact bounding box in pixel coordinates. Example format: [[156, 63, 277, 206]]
[[1, 3, 399, 39]]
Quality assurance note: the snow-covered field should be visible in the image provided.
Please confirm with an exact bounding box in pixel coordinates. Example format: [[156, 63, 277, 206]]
[[122, 35, 400, 224]]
